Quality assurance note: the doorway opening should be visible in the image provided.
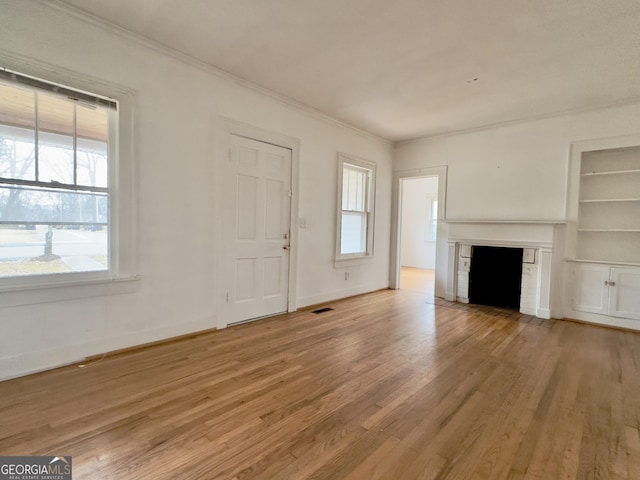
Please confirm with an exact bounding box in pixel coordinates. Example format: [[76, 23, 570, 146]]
[[398, 176, 439, 299]]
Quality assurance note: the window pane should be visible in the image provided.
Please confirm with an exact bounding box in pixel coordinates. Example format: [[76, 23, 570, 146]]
[[0, 83, 36, 181], [341, 212, 367, 254], [0, 185, 108, 224], [76, 140, 108, 188], [76, 105, 108, 188], [38, 94, 74, 184], [342, 165, 367, 212], [0, 82, 36, 131], [342, 169, 351, 210], [355, 169, 363, 211], [0, 223, 108, 277]]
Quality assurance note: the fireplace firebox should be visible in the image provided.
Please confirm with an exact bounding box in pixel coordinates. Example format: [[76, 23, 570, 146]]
[[469, 246, 523, 309]]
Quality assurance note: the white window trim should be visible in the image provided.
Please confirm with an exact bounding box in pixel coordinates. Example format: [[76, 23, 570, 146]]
[[0, 57, 138, 307], [335, 152, 376, 267]]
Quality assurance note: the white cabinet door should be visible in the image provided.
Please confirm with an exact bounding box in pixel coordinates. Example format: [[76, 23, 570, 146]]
[[572, 264, 610, 314], [609, 267, 640, 320]]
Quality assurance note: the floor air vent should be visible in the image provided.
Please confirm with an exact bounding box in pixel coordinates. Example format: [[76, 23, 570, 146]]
[[312, 307, 334, 314]]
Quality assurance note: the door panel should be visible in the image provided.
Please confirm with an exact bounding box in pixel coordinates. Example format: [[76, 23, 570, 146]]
[[264, 256, 282, 297], [572, 264, 609, 314], [237, 175, 257, 240], [225, 134, 292, 324], [609, 268, 640, 320]]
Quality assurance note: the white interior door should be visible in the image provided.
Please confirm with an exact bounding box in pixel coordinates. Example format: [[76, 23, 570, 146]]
[[224, 134, 292, 324]]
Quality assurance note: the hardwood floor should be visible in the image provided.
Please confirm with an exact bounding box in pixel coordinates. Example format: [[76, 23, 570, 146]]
[[1, 288, 640, 479], [400, 266, 435, 296]]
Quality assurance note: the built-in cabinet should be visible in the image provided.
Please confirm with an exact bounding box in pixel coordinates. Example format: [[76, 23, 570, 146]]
[[566, 142, 640, 328], [570, 263, 640, 320]]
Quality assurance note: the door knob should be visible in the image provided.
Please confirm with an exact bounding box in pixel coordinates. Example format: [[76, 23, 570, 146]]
[[283, 245, 291, 250]]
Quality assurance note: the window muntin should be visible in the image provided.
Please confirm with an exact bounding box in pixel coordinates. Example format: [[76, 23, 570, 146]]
[[0, 75, 113, 279], [336, 154, 376, 261]]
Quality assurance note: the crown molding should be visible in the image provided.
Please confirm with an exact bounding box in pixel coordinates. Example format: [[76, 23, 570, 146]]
[[43, 0, 392, 146], [396, 95, 640, 146]]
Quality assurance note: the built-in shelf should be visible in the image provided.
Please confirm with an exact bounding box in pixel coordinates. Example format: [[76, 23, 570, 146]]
[[566, 143, 640, 325], [567, 258, 640, 268], [581, 169, 640, 176], [578, 229, 640, 232], [579, 198, 640, 203], [445, 219, 564, 224], [575, 146, 640, 266]]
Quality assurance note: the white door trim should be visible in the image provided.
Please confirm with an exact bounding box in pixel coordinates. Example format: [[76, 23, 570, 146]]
[[390, 166, 448, 294], [216, 118, 300, 329]]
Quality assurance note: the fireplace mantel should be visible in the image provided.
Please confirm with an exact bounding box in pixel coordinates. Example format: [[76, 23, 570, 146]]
[[444, 220, 561, 319]]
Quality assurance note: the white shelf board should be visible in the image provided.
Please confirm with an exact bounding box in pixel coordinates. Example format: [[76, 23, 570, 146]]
[[577, 229, 640, 232], [581, 169, 640, 176], [567, 258, 640, 268], [444, 219, 565, 224], [579, 198, 640, 203]]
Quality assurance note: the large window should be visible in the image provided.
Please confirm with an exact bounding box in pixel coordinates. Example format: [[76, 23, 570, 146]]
[[0, 70, 116, 280], [336, 153, 376, 262]]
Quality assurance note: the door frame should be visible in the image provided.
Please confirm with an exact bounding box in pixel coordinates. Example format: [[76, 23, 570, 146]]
[[216, 118, 300, 329], [390, 166, 447, 295]]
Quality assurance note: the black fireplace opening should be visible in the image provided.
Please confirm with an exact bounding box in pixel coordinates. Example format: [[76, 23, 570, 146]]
[[469, 246, 523, 310]]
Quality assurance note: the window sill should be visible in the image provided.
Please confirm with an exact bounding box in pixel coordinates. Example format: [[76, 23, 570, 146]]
[[0, 274, 140, 308], [334, 255, 374, 268]]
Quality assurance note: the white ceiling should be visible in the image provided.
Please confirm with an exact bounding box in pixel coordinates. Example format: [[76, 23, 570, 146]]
[[60, 0, 640, 141]]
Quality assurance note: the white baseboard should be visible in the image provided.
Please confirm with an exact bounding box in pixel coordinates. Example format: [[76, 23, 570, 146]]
[[563, 308, 640, 331], [536, 308, 551, 319], [297, 281, 389, 309], [0, 316, 216, 381]]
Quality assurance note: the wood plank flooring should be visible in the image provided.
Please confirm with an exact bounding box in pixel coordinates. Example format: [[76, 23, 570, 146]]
[[1, 287, 640, 479]]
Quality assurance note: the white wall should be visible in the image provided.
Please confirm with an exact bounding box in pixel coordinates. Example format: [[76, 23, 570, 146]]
[[395, 103, 640, 314], [0, 0, 393, 380], [400, 177, 438, 269]]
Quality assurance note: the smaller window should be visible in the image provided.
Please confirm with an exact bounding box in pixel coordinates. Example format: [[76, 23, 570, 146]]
[[336, 153, 376, 263]]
